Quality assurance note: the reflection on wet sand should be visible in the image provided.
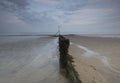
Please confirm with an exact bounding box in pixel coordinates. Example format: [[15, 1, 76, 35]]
[[0, 36, 68, 83]]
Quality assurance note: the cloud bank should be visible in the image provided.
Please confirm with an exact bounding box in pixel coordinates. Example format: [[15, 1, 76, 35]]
[[0, 0, 120, 33]]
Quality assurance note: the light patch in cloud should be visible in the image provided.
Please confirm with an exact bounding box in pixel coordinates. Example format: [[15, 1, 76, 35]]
[[0, 11, 25, 24], [34, 0, 59, 4], [63, 17, 97, 25], [110, 21, 120, 26]]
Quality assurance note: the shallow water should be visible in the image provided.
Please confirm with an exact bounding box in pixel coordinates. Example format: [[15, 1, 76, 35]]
[[0, 36, 68, 83]]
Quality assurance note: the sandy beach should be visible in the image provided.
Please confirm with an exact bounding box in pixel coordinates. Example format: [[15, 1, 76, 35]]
[[66, 35, 120, 83], [0, 35, 120, 83]]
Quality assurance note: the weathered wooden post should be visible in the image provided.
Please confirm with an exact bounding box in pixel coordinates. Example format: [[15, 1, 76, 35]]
[[59, 35, 70, 69]]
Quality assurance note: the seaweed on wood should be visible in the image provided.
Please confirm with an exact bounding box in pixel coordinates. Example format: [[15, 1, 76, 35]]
[[59, 35, 82, 83]]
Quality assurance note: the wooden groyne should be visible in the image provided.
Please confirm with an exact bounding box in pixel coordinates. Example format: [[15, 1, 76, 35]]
[[59, 35, 81, 83]]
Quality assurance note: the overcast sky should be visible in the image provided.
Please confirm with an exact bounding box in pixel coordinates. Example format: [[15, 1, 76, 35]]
[[0, 0, 120, 34]]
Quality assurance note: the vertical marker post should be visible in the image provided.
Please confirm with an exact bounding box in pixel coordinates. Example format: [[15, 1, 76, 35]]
[[58, 25, 60, 36]]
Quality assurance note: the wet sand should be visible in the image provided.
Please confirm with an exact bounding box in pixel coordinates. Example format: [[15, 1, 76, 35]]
[[66, 35, 120, 83], [0, 36, 68, 83]]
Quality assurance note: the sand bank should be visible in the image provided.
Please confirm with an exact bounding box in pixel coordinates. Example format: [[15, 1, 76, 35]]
[[66, 35, 120, 83]]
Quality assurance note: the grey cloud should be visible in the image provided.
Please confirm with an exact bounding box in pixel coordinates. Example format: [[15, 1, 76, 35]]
[[86, 0, 120, 9], [56, 0, 88, 11], [56, 0, 120, 13], [0, 0, 28, 11], [0, 0, 30, 23], [17, 11, 55, 24], [56, 0, 120, 25], [0, 0, 56, 25], [0, 0, 120, 33]]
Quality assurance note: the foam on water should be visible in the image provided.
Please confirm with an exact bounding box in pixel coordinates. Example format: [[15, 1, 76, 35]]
[[25, 38, 58, 67], [101, 56, 120, 74], [71, 42, 98, 57]]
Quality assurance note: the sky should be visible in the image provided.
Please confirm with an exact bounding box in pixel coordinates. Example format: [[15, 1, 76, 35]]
[[0, 0, 120, 34]]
